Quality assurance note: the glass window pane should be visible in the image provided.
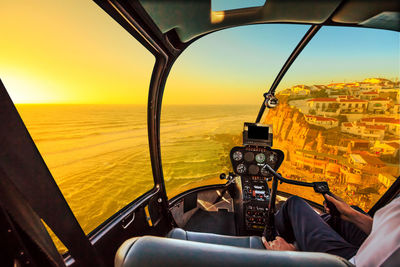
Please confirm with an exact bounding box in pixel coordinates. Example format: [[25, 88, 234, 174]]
[[162, 24, 310, 198], [270, 26, 399, 210], [0, 0, 155, 240]]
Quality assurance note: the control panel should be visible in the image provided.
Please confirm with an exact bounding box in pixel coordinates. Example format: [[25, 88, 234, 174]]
[[245, 204, 267, 230], [231, 146, 284, 232], [242, 176, 269, 202], [242, 176, 269, 231]]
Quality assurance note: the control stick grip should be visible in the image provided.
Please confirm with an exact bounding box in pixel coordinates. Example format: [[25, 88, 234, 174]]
[[263, 211, 276, 242], [323, 192, 340, 217], [313, 182, 341, 230]]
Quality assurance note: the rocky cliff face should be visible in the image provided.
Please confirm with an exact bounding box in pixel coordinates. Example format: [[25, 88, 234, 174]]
[[264, 97, 348, 157], [264, 100, 321, 154]]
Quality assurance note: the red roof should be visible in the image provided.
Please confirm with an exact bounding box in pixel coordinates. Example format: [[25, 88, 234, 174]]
[[305, 115, 338, 122], [365, 125, 386, 130], [353, 140, 370, 144], [370, 97, 389, 101], [343, 122, 352, 127], [307, 98, 337, 102], [387, 142, 400, 149], [292, 85, 310, 89], [362, 117, 400, 124], [339, 99, 368, 103], [327, 83, 344, 86], [361, 91, 378, 95], [338, 95, 356, 99], [359, 152, 386, 166]]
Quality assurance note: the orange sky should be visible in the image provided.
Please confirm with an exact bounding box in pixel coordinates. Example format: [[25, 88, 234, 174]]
[[0, 0, 154, 104], [1, 1, 398, 105]]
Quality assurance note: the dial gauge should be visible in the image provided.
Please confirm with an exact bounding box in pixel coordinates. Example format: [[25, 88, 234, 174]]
[[244, 152, 254, 162], [267, 153, 277, 164], [232, 151, 243, 161], [236, 163, 246, 174], [260, 166, 270, 176], [255, 153, 266, 163], [249, 165, 260, 175]]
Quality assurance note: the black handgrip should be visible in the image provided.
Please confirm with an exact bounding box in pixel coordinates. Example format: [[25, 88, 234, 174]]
[[323, 192, 340, 217], [313, 182, 341, 231], [313, 182, 341, 230], [263, 212, 276, 242]]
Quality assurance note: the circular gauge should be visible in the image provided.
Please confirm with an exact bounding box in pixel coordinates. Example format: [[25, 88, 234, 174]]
[[244, 152, 255, 162], [267, 153, 277, 164], [261, 166, 270, 176], [255, 153, 266, 163], [236, 163, 247, 174], [249, 165, 260, 175], [232, 151, 243, 161]]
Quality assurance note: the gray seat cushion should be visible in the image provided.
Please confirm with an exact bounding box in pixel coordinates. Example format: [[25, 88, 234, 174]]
[[115, 236, 353, 267], [167, 228, 265, 249]]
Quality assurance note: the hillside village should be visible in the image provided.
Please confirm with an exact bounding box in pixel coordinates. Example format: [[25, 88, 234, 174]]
[[266, 78, 399, 210]]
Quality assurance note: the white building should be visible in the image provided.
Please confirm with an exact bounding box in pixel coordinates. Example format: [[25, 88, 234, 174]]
[[367, 97, 391, 114], [378, 173, 397, 188], [304, 115, 339, 129], [360, 91, 379, 100], [341, 122, 385, 140], [371, 141, 400, 156], [307, 97, 368, 115], [389, 104, 400, 114], [338, 98, 368, 113], [359, 82, 381, 91], [361, 117, 400, 136]]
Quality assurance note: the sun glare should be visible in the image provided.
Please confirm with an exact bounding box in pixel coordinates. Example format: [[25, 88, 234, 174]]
[[2, 71, 63, 104]]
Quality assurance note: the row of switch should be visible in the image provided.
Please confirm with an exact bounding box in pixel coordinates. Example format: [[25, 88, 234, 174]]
[[246, 216, 265, 224], [246, 210, 265, 217], [247, 205, 267, 211]]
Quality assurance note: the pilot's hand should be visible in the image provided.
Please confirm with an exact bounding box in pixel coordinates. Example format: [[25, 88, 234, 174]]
[[262, 236, 296, 251], [324, 193, 354, 221]]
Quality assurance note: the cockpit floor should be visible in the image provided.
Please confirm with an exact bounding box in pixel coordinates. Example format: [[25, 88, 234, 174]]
[[184, 209, 236, 236]]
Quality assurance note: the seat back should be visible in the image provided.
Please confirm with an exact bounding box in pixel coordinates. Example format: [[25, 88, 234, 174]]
[[115, 236, 353, 267]]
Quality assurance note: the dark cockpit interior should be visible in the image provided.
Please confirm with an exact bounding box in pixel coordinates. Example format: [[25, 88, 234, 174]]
[[114, 122, 353, 267]]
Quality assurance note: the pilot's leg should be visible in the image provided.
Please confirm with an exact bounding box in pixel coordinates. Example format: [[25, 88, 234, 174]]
[[274, 196, 358, 259], [334, 206, 368, 247]]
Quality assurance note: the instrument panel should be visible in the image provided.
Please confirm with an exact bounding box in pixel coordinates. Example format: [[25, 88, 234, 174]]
[[230, 146, 284, 177], [231, 145, 284, 233]]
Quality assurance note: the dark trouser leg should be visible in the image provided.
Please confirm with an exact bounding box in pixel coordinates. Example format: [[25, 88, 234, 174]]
[[322, 206, 368, 247], [274, 196, 358, 259]]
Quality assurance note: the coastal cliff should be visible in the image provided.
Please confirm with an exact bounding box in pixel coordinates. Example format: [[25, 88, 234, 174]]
[[263, 95, 399, 210]]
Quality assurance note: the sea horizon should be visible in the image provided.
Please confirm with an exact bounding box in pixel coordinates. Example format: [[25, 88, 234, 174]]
[[15, 104, 258, 237]]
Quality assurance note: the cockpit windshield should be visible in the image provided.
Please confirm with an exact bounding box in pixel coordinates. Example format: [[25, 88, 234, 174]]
[[162, 24, 310, 197], [162, 24, 399, 211]]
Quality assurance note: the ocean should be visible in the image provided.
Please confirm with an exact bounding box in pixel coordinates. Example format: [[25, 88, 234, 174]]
[[16, 104, 259, 236]]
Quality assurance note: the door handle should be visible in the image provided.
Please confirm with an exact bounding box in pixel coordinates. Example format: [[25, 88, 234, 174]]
[[121, 212, 135, 229]]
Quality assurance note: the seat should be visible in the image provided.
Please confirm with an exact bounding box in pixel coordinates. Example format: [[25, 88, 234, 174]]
[[115, 236, 353, 267], [166, 228, 264, 249]]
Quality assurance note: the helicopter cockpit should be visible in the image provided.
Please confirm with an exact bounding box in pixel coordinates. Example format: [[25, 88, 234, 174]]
[[0, 1, 399, 267], [114, 120, 350, 266]]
